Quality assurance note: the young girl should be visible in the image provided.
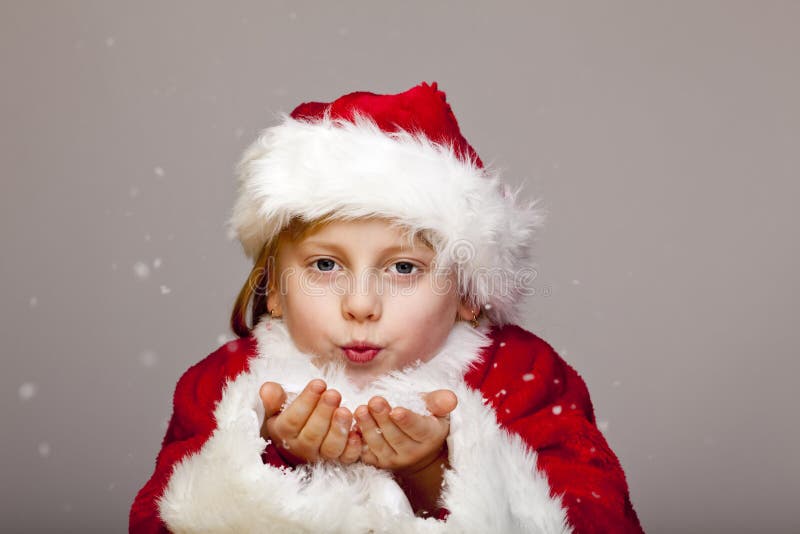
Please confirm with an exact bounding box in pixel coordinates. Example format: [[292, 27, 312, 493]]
[[130, 82, 644, 533]]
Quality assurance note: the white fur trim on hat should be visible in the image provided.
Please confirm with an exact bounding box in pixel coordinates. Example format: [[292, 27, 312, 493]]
[[227, 114, 548, 326]]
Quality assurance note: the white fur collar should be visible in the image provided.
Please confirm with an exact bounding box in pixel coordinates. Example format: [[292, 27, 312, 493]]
[[250, 314, 493, 416]]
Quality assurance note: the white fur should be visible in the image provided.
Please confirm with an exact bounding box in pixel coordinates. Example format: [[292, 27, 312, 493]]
[[158, 316, 572, 533], [227, 114, 548, 326]]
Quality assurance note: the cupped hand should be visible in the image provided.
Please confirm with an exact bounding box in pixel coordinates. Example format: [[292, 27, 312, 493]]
[[259, 379, 363, 466], [355, 389, 457, 475]]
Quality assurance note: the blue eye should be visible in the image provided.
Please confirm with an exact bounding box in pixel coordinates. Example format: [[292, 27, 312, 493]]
[[313, 258, 338, 272], [391, 261, 418, 275]]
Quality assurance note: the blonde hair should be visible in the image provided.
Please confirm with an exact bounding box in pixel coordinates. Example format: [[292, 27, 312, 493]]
[[230, 214, 438, 338]]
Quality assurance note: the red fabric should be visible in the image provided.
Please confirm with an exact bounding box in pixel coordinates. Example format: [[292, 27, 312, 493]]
[[289, 81, 484, 168], [463, 324, 645, 533], [130, 324, 644, 533], [129, 337, 263, 533]]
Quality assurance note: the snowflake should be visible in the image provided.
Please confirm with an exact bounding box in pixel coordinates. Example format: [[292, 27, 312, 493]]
[[29, 296, 38, 308], [492, 363, 498, 368], [522, 373, 535, 382], [612, 380, 621, 387], [133, 262, 150, 279], [19, 382, 37, 401], [138, 350, 158, 368], [495, 389, 506, 397], [129, 186, 139, 198], [375, 428, 382, 435], [553, 378, 560, 384], [159, 285, 171, 295], [571, 279, 581, 286], [484, 304, 492, 310], [504, 409, 510, 414], [153, 258, 162, 269], [105, 36, 115, 47], [38, 442, 51, 457], [570, 403, 576, 410], [591, 491, 601, 499], [552, 405, 562, 415], [154, 166, 165, 177], [499, 342, 506, 347]]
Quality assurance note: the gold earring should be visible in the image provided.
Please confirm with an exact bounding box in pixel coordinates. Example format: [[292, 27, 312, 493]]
[[470, 310, 480, 328], [269, 308, 281, 319]]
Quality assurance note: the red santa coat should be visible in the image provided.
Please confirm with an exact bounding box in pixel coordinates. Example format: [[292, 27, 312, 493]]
[[130, 316, 644, 533]]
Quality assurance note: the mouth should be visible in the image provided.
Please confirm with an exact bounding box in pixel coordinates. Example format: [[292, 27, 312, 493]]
[[340, 343, 383, 364]]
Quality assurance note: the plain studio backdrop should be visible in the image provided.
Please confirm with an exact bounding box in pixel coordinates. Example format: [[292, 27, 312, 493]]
[[1, 1, 798, 532]]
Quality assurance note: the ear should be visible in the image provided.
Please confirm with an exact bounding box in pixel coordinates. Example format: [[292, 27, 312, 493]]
[[265, 268, 283, 317], [455, 296, 479, 322]]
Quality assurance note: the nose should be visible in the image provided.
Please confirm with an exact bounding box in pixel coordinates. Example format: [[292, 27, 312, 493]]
[[340, 269, 382, 322]]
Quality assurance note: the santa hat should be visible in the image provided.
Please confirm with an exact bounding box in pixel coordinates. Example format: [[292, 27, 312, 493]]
[[227, 82, 547, 326]]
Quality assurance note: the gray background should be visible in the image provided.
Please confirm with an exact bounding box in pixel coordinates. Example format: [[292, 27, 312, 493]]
[[2, 1, 798, 532]]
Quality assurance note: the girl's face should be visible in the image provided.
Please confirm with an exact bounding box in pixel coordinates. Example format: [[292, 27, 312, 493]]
[[267, 218, 477, 388]]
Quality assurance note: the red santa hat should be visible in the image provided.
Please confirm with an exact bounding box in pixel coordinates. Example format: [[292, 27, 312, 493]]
[[227, 82, 547, 326]]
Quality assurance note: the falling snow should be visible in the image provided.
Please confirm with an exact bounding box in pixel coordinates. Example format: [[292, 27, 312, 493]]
[[484, 304, 492, 310], [612, 380, 621, 387], [597, 420, 609, 431], [495, 389, 507, 397], [160, 285, 171, 295], [492, 363, 498, 368], [133, 262, 150, 279], [375, 428, 382, 434], [138, 350, 158, 368], [522, 373, 535, 382], [144, 234, 152, 242], [591, 491, 601, 499], [504, 409, 510, 414], [552, 405, 562, 415], [29, 296, 38, 308], [153, 258, 162, 269], [38, 442, 51, 457], [105, 36, 115, 47], [19, 382, 37, 401], [553, 378, 560, 384], [129, 186, 139, 198], [499, 342, 506, 347], [154, 166, 165, 177], [571, 279, 581, 286]]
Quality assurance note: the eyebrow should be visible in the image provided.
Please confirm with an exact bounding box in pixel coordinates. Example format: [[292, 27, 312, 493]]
[[298, 240, 432, 256]]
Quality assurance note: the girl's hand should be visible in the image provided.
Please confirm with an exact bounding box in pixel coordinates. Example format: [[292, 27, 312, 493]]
[[355, 390, 456, 475], [259, 379, 362, 466]]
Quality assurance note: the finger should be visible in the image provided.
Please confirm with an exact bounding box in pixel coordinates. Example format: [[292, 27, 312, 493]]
[[388, 407, 436, 443], [424, 389, 458, 417], [299, 392, 342, 457], [338, 430, 362, 465], [274, 379, 327, 438], [259, 382, 286, 418], [310, 402, 352, 460], [368, 397, 413, 453], [355, 405, 395, 462]]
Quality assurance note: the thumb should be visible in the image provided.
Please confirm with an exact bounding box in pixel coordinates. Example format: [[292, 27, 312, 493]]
[[424, 389, 458, 417], [260, 381, 286, 419]]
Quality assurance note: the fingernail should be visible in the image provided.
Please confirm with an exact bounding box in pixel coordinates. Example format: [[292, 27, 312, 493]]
[[370, 399, 387, 414], [336, 411, 350, 424], [390, 409, 406, 421], [308, 380, 326, 394], [323, 392, 339, 406], [356, 407, 369, 419]]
